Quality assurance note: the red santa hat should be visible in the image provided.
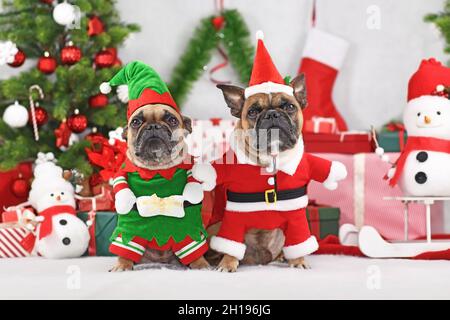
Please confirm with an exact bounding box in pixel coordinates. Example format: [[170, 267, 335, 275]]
[[244, 31, 294, 98], [408, 58, 450, 102]]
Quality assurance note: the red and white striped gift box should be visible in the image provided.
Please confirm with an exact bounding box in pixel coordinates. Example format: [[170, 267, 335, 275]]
[[0, 226, 34, 258]]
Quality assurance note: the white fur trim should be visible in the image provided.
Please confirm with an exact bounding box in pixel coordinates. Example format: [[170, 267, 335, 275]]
[[283, 236, 319, 259], [191, 163, 217, 191], [100, 82, 112, 94], [182, 182, 204, 204], [302, 28, 349, 70], [117, 85, 129, 103], [226, 195, 308, 212], [256, 30, 264, 40], [244, 82, 294, 99], [323, 161, 347, 190], [229, 130, 304, 176], [210, 236, 247, 260]]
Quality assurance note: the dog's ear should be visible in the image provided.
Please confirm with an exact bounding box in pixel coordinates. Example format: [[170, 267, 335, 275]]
[[290, 73, 307, 109], [182, 115, 192, 134], [217, 84, 245, 118], [122, 126, 128, 141]]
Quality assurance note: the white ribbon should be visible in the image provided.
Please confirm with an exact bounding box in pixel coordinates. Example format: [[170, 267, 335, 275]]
[[353, 153, 366, 229], [136, 195, 185, 218]]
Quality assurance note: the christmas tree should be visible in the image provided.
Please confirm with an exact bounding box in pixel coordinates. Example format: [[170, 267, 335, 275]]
[[0, 0, 139, 178], [426, 1, 450, 62]]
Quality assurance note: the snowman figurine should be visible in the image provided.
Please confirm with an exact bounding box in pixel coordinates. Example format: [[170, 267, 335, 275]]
[[28, 153, 90, 258], [388, 58, 450, 196]]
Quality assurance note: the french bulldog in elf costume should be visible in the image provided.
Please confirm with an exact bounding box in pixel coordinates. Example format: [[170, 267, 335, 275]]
[[100, 61, 216, 271], [209, 32, 347, 272]]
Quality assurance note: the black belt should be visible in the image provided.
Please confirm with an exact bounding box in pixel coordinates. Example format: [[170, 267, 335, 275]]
[[227, 186, 307, 204], [132, 201, 201, 211]]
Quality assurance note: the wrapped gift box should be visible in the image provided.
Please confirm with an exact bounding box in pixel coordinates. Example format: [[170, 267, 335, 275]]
[[377, 131, 408, 152], [306, 204, 340, 240], [77, 185, 115, 212], [77, 211, 117, 256], [307, 153, 444, 240], [0, 224, 34, 258], [303, 117, 337, 134], [303, 132, 374, 154]]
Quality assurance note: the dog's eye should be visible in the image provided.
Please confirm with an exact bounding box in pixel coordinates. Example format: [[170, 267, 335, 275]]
[[247, 108, 260, 119], [130, 118, 142, 128], [167, 116, 179, 127], [282, 104, 296, 113]]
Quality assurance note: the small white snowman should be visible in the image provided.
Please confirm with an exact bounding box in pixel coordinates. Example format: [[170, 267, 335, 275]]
[[388, 58, 450, 196], [28, 153, 90, 258]]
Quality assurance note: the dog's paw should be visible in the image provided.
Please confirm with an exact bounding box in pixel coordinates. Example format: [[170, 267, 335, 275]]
[[288, 257, 310, 269], [323, 161, 347, 190], [189, 256, 211, 270], [115, 188, 136, 214], [216, 255, 239, 273], [109, 258, 134, 272]]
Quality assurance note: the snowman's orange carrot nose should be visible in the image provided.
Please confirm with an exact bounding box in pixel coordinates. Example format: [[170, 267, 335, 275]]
[[425, 115, 431, 124], [56, 195, 61, 201]]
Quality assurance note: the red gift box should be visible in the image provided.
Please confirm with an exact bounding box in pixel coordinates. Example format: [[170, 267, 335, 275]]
[[77, 185, 115, 212], [304, 132, 374, 154], [303, 117, 337, 134]]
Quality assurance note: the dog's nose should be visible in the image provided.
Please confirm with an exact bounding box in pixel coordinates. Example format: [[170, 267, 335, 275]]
[[146, 123, 162, 130], [264, 110, 280, 120]]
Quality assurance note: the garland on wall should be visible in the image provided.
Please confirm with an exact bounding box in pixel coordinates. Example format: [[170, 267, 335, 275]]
[[168, 9, 255, 106]]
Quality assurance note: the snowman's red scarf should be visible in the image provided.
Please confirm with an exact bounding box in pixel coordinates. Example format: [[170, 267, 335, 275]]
[[389, 136, 450, 187], [38, 205, 76, 239]]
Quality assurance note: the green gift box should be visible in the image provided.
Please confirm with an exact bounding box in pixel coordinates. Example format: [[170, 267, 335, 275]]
[[77, 211, 117, 256], [306, 205, 340, 240], [377, 131, 408, 152]]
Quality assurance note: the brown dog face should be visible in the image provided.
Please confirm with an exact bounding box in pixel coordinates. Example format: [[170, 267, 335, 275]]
[[124, 104, 192, 169], [217, 74, 307, 153]]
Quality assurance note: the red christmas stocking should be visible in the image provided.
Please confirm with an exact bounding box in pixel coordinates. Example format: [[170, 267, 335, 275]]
[[298, 28, 349, 132]]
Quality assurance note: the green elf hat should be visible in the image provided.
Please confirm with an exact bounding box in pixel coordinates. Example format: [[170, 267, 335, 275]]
[[99, 61, 179, 119]]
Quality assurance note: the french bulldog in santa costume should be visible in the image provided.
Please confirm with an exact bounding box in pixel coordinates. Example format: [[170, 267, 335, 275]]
[[209, 31, 347, 272], [387, 58, 450, 196], [100, 61, 216, 271]]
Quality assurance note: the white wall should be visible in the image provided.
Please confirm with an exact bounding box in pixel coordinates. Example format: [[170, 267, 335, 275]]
[[1, 0, 448, 128]]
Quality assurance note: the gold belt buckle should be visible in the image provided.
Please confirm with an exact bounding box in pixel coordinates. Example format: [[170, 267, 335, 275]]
[[265, 189, 277, 204]]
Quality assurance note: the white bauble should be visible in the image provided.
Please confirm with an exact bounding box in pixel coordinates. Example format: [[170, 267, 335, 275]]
[[52, 2, 76, 26], [2, 101, 29, 128]]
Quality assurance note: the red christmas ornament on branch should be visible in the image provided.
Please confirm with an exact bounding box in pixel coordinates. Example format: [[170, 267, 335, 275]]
[[37, 51, 57, 74], [67, 109, 87, 133], [88, 15, 104, 36], [211, 16, 225, 30], [61, 42, 82, 65], [8, 49, 26, 67], [54, 119, 72, 148], [94, 48, 116, 68], [28, 104, 48, 126], [11, 175, 30, 198], [40, 0, 53, 4], [89, 94, 109, 108]]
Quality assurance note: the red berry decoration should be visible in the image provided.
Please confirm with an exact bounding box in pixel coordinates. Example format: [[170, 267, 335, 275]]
[[38, 52, 57, 74], [212, 16, 225, 30], [29, 105, 49, 126], [61, 42, 82, 65], [88, 16, 104, 36], [11, 177, 30, 198], [89, 94, 109, 108], [8, 49, 26, 67], [94, 49, 115, 68], [67, 109, 87, 133]]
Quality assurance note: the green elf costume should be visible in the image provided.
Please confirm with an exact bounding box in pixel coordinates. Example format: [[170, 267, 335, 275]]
[[100, 61, 216, 265]]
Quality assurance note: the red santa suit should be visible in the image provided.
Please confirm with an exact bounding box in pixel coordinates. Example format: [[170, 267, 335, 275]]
[[210, 133, 347, 261]]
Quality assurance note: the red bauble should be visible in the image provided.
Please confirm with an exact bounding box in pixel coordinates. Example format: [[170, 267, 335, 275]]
[[89, 94, 109, 108], [29, 106, 48, 126], [212, 16, 225, 30], [8, 49, 26, 68], [11, 177, 30, 198], [37, 52, 57, 74], [67, 109, 87, 133], [61, 44, 82, 65], [40, 0, 53, 4], [94, 49, 115, 68], [88, 16, 104, 36]]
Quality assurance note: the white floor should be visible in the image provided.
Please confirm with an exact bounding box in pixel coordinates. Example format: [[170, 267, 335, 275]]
[[1, 255, 450, 300]]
